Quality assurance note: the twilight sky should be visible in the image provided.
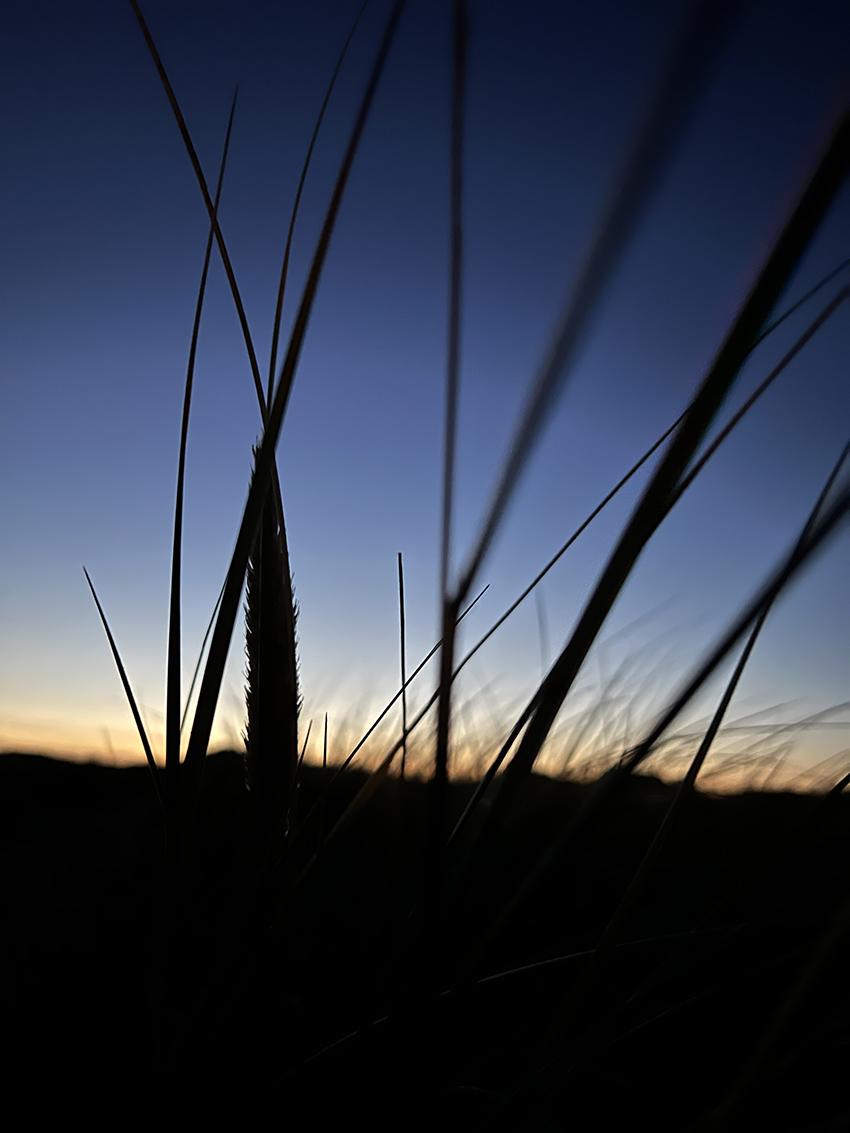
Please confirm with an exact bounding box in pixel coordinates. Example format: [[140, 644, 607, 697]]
[[1, 0, 848, 785]]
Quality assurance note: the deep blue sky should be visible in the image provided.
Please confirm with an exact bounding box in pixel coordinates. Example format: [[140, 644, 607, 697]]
[[1, 0, 848, 785]]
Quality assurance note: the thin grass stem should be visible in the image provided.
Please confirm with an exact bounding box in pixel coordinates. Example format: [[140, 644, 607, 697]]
[[83, 568, 164, 814], [398, 551, 408, 779], [166, 89, 237, 827], [180, 577, 224, 737], [267, 1, 369, 402]]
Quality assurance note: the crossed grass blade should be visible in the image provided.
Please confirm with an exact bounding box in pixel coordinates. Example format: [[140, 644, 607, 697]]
[[131, 0, 292, 861], [470, 107, 850, 877], [130, 0, 267, 417], [267, 1, 369, 403], [242, 8, 372, 830], [240, 6, 371, 844], [175, 0, 408, 844], [132, 0, 366, 853]]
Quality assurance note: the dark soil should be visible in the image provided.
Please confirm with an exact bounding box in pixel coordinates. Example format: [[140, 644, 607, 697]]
[[3, 749, 849, 1130]]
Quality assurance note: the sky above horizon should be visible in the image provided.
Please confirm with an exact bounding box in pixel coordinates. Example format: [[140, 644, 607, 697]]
[[1, 0, 848, 786]]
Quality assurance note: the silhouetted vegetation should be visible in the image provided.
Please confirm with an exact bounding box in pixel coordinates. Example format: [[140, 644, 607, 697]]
[[6, 3, 849, 1129]]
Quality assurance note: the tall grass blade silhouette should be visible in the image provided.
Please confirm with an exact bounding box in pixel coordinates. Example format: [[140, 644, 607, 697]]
[[83, 567, 164, 813], [130, 8, 300, 844], [428, 0, 469, 985], [267, 1, 369, 403], [398, 551, 408, 779], [179, 0, 408, 840], [166, 89, 238, 843], [180, 578, 224, 737], [130, 0, 267, 417]]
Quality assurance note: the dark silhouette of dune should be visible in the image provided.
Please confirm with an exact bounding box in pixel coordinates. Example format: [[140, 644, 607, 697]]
[[3, 750, 850, 1129]]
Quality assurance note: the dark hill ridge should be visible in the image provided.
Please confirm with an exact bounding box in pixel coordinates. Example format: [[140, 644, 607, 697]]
[[2, 750, 849, 1129]]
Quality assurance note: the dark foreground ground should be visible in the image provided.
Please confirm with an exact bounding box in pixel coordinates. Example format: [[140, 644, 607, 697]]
[[3, 750, 850, 1130]]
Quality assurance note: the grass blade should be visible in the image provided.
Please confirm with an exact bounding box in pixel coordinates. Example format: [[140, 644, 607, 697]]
[[453, 0, 743, 607], [166, 89, 238, 827], [484, 108, 850, 842], [180, 577, 224, 737], [267, 1, 369, 402], [427, 0, 469, 981], [83, 567, 164, 814], [398, 552, 408, 779], [180, 0, 408, 835], [130, 0, 267, 418], [445, 268, 849, 697], [755, 255, 850, 343]]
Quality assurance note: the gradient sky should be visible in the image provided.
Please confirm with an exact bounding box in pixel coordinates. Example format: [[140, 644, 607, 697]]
[[1, 0, 848, 785]]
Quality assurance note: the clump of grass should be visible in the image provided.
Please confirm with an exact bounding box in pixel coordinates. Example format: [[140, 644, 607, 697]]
[[78, 3, 850, 1129]]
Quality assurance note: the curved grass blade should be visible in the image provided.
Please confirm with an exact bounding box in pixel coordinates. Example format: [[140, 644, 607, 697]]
[[130, 0, 267, 418], [83, 567, 164, 814], [166, 89, 238, 821], [130, 3, 298, 842], [180, 0, 408, 833], [130, 1, 291, 548], [267, 1, 369, 403]]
